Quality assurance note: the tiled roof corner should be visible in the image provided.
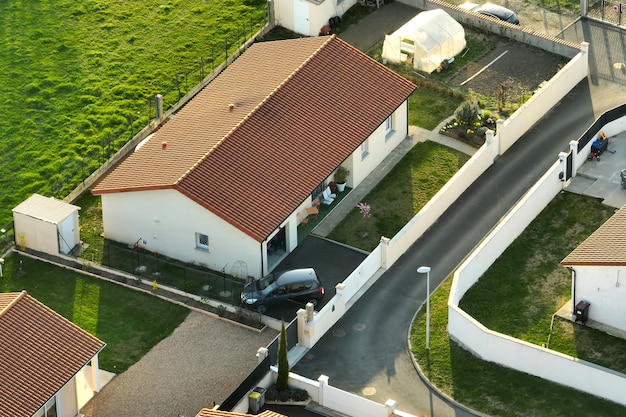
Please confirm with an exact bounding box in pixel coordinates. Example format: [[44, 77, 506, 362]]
[[562, 205, 626, 265], [0, 292, 106, 417]]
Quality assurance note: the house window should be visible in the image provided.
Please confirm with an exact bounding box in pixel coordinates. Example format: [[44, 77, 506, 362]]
[[361, 140, 369, 160], [385, 114, 394, 139], [196, 232, 209, 251]]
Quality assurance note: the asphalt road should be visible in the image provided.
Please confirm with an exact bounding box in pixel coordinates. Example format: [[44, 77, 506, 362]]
[[292, 19, 626, 417]]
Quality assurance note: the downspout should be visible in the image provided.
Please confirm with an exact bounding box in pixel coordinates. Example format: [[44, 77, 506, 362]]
[[568, 267, 576, 319]]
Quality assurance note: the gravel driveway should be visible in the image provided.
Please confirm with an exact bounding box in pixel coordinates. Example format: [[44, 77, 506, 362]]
[[80, 312, 278, 417]]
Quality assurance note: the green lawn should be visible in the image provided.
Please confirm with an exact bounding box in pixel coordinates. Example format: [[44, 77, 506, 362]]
[[0, 0, 267, 228], [411, 192, 626, 416], [0, 252, 189, 373], [328, 141, 470, 251]]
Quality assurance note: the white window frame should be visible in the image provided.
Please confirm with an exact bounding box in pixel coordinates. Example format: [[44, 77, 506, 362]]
[[361, 139, 369, 160], [196, 232, 209, 251], [385, 114, 394, 139]]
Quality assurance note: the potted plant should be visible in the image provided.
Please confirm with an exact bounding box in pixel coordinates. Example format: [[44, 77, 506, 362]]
[[334, 166, 349, 192]]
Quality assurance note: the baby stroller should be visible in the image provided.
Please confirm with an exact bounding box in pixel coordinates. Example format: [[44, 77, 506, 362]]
[[588, 133, 609, 160]]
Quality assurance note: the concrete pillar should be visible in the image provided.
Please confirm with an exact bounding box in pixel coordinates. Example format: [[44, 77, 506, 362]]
[[569, 140, 579, 177], [485, 127, 494, 161], [256, 347, 269, 364], [91, 355, 101, 392], [318, 375, 329, 407], [559, 152, 569, 185], [385, 399, 397, 417], [305, 302, 314, 322], [334, 283, 346, 318], [380, 236, 390, 269], [297, 308, 306, 346]]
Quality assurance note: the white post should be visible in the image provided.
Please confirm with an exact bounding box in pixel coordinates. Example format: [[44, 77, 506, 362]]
[[0, 258, 4, 278], [417, 266, 431, 350], [256, 347, 269, 364]]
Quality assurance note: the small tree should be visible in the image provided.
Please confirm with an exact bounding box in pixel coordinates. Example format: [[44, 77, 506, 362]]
[[455, 101, 479, 126], [276, 320, 289, 391]]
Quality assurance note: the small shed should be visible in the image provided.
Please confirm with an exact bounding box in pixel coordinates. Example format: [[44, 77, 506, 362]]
[[382, 9, 466, 74], [13, 194, 81, 256]]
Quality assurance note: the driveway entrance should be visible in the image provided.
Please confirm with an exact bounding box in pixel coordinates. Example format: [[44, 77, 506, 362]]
[[261, 235, 368, 321]]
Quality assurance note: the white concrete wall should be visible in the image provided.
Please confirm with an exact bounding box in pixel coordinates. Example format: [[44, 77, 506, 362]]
[[342, 245, 383, 302], [398, 0, 582, 58], [320, 377, 387, 417], [497, 43, 589, 153], [574, 265, 626, 332], [384, 134, 497, 266], [13, 213, 59, 255], [448, 160, 626, 407], [100, 189, 264, 277]]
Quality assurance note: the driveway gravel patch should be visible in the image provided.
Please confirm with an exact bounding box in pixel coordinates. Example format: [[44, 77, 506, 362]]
[[80, 311, 278, 417]]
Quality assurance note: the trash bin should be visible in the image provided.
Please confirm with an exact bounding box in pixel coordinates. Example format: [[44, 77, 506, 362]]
[[248, 391, 262, 414], [575, 300, 590, 324], [621, 169, 626, 190], [248, 387, 266, 413], [254, 386, 266, 409]]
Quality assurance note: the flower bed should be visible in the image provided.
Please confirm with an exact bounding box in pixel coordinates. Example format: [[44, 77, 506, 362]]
[[440, 109, 499, 148]]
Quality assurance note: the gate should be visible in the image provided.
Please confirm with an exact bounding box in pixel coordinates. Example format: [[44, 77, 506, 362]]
[[588, 0, 626, 26]]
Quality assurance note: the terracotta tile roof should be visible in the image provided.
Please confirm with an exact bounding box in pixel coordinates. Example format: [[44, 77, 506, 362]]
[[562, 205, 626, 266], [0, 291, 105, 417], [195, 409, 287, 417], [93, 35, 415, 242]]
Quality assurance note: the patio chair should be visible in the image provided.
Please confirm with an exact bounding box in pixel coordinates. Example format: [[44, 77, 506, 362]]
[[322, 187, 335, 205], [298, 211, 309, 226]]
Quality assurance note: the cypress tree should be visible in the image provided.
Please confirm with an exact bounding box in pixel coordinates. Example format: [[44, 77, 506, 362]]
[[276, 320, 289, 391]]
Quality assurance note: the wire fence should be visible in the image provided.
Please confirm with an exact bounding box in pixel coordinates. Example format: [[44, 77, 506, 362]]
[[50, 11, 270, 201], [102, 242, 248, 305]]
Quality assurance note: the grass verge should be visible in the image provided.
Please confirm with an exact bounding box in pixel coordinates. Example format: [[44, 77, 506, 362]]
[[411, 192, 626, 416]]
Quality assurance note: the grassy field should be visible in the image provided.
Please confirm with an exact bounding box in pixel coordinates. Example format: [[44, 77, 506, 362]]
[[0, 0, 267, 228], [411, 192, 626, 416], [0, 252, 189, 373], [328, 141, 470, 251]]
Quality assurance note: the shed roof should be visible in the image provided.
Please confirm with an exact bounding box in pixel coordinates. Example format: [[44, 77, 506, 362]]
[[92, 35, 416, 242], [562, 205, 626, 266], [0, 291, 105, 417], [12, 194, 80, 224]]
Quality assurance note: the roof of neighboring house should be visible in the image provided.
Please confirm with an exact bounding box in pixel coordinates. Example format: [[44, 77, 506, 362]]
[[13, 193, 80, 224], [195, 409, 286, 417], [92, 35, 416, 242], [562, 204, 626, 266], [0, 291, 105, 417]]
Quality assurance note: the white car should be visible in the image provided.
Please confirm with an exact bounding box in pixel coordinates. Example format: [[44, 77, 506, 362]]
[[460, 2, 520, 25]]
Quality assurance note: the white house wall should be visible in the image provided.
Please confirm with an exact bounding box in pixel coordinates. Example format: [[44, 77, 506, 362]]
[[350, 102, 409, 187], [57, 376, 78, 417], [575, 265, 626, 332], [13, 214, 59, 255], [273, 0, 357, 36], [99, 189, 263, 277]]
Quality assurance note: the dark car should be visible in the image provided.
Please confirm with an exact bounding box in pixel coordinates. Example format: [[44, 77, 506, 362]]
[[473, 3, 520, 25], [240, 268, 324, 314]]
